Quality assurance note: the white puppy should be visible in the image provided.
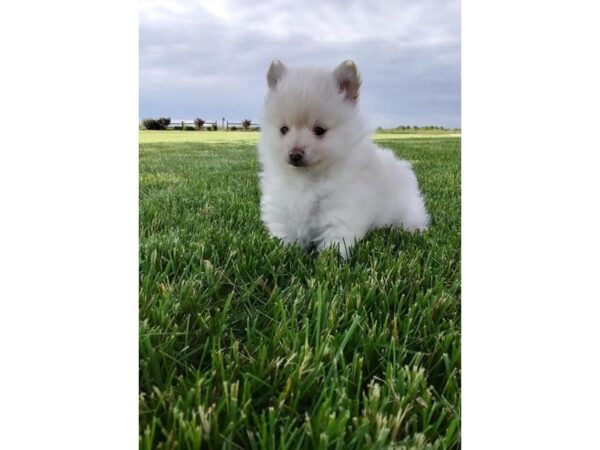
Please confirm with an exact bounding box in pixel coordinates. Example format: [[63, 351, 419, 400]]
[[258, 60, 429, 258]]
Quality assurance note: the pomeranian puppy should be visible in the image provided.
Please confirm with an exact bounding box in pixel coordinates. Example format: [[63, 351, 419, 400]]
[[258, 60, 429, 258]]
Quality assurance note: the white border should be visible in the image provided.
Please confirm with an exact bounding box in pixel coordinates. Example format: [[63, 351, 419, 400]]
[[0, 1, 138, 448], [463, 0, 600, 448]]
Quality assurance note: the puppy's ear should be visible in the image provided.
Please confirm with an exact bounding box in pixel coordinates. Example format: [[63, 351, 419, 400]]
[[333, 60, 361, 102], [267, 60, 287, 90]]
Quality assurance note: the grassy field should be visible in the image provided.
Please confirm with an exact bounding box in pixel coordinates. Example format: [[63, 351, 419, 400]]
[[139, 130, 460, 145], [139, 131, 461, 449]]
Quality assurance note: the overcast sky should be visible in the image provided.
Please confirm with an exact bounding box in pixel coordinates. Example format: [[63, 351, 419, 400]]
[[140, 0, 460, 128]]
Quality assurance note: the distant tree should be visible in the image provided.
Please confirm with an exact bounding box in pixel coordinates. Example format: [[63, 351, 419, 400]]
[[142, 118, 171, 130], [194, 118, 205, 130], [157, 117, 171, 129], [142, 118, 161, 130], [242, 119, 252, 130]]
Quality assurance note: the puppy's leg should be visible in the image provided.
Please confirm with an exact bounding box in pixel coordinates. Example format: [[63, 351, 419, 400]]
[[316, 226, 365, 259], [398, 207, 430, 232], [317, 237, 354, 259], [268, 227, 296, 246]]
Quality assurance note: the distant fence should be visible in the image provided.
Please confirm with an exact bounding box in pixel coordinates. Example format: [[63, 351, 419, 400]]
[[142, 119, 260, 130], [225, 121, 260, 131], [166, 120, 218, 130]]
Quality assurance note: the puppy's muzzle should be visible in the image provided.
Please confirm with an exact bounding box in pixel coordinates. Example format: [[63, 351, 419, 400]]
[[288, 147, 305, 166]]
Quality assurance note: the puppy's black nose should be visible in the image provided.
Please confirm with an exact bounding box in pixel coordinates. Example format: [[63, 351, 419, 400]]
[[289, 147, 304, 164]]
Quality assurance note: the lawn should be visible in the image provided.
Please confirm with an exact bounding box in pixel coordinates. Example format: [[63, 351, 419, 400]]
[[139, 130, 460, 145], [139, 131, 461, 449]]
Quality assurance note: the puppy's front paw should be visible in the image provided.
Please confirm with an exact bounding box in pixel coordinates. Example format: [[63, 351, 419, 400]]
[[317, 238, 353, 260]]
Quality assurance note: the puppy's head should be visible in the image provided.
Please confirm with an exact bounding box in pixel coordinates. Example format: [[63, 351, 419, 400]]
[[261, 60, 366, 170]]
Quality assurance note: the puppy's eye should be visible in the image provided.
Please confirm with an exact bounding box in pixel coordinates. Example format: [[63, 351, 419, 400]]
[[313, 126, 327, 137], [280, 126, 289, 135]]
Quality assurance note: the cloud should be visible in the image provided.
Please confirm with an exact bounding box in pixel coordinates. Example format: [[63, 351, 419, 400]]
[[140, 0, 460, 127]]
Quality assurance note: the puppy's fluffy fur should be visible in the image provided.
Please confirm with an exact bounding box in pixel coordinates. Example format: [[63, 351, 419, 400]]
[[258, 60, 429, 258]]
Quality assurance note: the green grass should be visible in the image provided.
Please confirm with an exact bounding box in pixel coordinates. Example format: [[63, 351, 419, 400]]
[[139, 132, 461, 449], [374, 129, 460, 136], [140, 130, 262, 144], [139, 130, 460, 145]]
